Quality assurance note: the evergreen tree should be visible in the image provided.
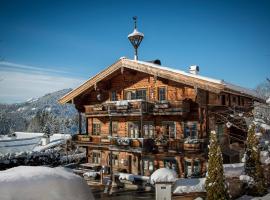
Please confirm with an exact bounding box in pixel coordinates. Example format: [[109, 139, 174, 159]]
[[244, 124, 267, 196], [205, 131, 229, 200]]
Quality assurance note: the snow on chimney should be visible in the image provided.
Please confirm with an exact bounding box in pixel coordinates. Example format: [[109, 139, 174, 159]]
[[189, 65, 199, 75]]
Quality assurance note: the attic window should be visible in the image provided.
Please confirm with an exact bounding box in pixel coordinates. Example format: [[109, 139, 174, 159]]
[[158, 87, 166, 101], [111, 91, 117, 101]]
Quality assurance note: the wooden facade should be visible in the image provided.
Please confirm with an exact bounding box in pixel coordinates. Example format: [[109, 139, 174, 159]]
[[59, 58, 263, 180]]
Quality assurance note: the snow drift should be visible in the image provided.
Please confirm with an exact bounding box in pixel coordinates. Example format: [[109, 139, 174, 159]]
[[150, 168, 177, 184], [0, 166, 94, 200]]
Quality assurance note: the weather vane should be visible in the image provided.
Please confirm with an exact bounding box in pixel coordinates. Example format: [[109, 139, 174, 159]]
[[128, 16, 144, 60]]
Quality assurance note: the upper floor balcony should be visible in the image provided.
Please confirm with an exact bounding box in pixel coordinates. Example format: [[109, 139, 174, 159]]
[[84, 99, 190, 117], [109, 137, 155, 153]]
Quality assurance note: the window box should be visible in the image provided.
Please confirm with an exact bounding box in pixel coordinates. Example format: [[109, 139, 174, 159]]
[[154, 101, 169, 109], [131, 139, 141, 147], [116, 137, 131, 146], [93, 105, 104, 111], [183, 143, 201, 151], [92, 136, 101, 143], [77, 135, 91, 142]]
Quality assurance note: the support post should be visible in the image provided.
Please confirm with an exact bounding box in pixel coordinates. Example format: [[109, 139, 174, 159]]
[[85, 117, 88, 135], [78, 111, 82, 134], [109, 116, 113, 181]]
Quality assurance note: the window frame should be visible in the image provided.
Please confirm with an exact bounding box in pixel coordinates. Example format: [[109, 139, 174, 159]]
[[91, 151, 101, 164], [143, 121, 154, 138], [183, 122, 197, 139], [162, 121, 176, 139], [158, 87, 167, 101], [143, 158, 155, 174], [111, 91, 117, 101], [92, 123, 101, 136], [112, 121, 118, 136], [128, 121, 140, 138]]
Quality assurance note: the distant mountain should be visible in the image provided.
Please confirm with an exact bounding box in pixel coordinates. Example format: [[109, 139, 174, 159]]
[[0, 89, 85, 135]]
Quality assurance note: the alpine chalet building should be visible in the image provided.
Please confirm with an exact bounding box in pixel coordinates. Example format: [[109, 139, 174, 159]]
[[59, 18, 263, 180]]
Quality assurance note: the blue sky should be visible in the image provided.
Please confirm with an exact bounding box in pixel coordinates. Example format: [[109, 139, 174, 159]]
[[0, 0, 270, 103]]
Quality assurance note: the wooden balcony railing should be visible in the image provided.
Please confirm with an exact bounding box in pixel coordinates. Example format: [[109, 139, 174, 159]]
[[153, 100, 190, 115], [85, 100, 190, 116], [75, 134, 110, 145], [106, 100, 153, 116], [109, 137, 155, 152]]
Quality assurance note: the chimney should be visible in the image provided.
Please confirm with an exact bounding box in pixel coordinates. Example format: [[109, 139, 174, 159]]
[[189, 65, 199, 75]]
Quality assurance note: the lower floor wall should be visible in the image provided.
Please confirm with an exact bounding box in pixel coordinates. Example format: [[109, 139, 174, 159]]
[[87, 148, 207, 178]]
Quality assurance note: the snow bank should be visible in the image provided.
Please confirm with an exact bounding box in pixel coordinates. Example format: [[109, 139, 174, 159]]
[[236, 193, 270, 200], [83, 171, 99, 178], [50, 134, 72, 142], [260, 151, 270, 164], [173, 178, 206, 194], [119, 173, 135, 182], [223, 163, 244, 178], [0, 166, 94, 200], [239, 175, 254, 184], [150, 168, 177, 184]]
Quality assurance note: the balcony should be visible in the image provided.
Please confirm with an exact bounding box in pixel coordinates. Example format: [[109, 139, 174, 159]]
[[84, 100, 153, 117], [85, 100, 190, 117], [152, 100, 190, 115], [75, 134, 110, 148], [153, 137, 206, 153], [109, 137, 155, 153], [106, 100, 153, 116], [182, 138, 206, 152]]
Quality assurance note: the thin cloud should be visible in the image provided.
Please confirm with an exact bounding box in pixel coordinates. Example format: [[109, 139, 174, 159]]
[[0, 61, 74, 76], [0, 62, 85, 104]]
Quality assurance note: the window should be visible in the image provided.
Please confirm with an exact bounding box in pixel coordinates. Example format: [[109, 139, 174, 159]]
[[158, 87, 166, 101], [125, 89, 147, 100], [111, 91, 117, 101], [143, 159, 154, 174], [184, 122, 197, 139], [163, 158, 178, 173], [128, 122, 139, 138], [232, 96, 236, 104], [112, 153, 119, 166], [216, 124, 225, 142], [136, 89, 147, 100], [112, 122, 118, 136], [92, 152, 101, 164], [221, 95, 226, 105], [193, 160, 200, 177], [184, 160, 192, 177], [184, 160, 200, 177], [125, 90, 136, 100], [162, 122, 176, 139], [93, 123, 101, 135], [143, 122, 154, 138]]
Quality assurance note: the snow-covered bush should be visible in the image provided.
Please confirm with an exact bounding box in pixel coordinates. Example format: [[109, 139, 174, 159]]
[[0, 166, 94, 200]]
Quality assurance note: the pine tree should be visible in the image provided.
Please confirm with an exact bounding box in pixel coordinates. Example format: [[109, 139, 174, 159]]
[[205, 131, 229, 200], [244, 124, 267, 196]]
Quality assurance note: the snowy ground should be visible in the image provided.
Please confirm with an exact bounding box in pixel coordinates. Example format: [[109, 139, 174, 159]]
[[0, 166, 94, 200]]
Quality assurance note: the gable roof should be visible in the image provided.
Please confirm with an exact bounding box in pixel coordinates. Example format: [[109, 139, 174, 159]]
[[59, 58, 263, 104]]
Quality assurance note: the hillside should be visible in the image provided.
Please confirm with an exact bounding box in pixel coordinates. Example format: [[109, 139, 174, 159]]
[[0, 89, 84, 135]]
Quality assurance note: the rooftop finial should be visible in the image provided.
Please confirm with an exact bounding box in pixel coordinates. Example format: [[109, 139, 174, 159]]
[[128, 16, 144, 61], [133, 16, 137, 29]]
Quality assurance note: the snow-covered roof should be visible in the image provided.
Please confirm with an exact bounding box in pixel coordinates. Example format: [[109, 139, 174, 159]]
[[128, 29, 144, 38], [0, 166, 94, 200], [173, 178, 206, 194], [150, 168, 177, 184], [59, 58, 263, 104], [131, 59, 260, 99]]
